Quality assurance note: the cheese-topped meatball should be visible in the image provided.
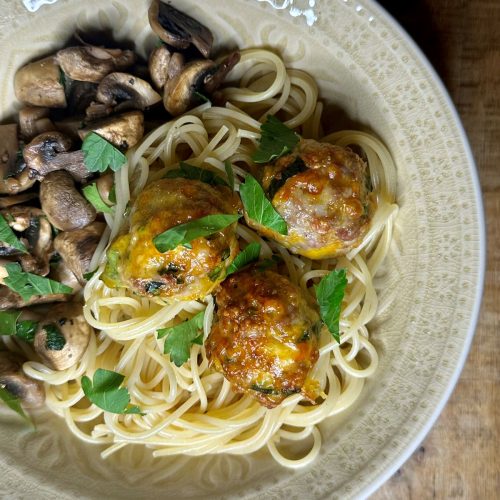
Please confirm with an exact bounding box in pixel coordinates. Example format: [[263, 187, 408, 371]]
[[101, 178, 240, 301], [206, 266, 320, 408], [246, 138, 375, 260]]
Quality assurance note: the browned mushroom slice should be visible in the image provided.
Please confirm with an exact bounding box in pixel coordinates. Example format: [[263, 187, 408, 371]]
[[65, 80, 98, 115], [78, 111, 144, 150], [49, 259, 82, 294], [56, 46, 136, 83], [23, 131, 91, 183], [14, 56, 66, 108], [40, 171, 96, 232], [33, 302, 92, 371], [96, 73, 162, 112], [54, 222, 105, 285], [0, 269, 72, 310], [167, 52, 185, 80], [0, 206, 53, 276], [148, 0, 213, 58], [149, 45, 171, 89], [19, 107, 55, 141], [0, 124, 36, 196], [163, 60, 216, 116], [0, 351, 45, 408], [95, 173, 114, 206], [204, 51, 241, 94], [0, 193, 38, 209], [85, 102, 114, 121]]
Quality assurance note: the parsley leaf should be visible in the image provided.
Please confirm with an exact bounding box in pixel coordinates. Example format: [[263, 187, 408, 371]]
[[164, 162, 228, 187], [0, 214, 27, 254], [0, 386, 32, 425], [82, 132, 127, 173], [157, 311, 204, 367], [252, 115, 299, 164], [82, 183, 114, 213], [3, 263, 73, 302], [224, 160, 235, 191], [226, 242, 261, 276], [314, 269, 348, 343], [43, 324, 66, 351], [0, 311, 37, 343], [153, 214, 241, 253], [81, 368, 142, 415], [239, 175, 287, 235]]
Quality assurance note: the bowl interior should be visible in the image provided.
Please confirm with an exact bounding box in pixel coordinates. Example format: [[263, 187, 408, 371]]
[[0, 1, 484, 498]]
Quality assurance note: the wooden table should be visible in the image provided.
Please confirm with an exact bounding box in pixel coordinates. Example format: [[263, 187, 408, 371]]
[[371, 1, 499, 498]]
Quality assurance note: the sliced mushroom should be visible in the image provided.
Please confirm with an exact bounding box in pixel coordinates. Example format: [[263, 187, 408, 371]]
[[14, 56, 66, 108], [40, 171, 96, 232], [167, 52, 185, 80], [78, 111, 144, 149], [95, 173, 114, 206], [0, 124, 36, 196], [0, 193, 38, 209], [85, 102, 113, 121], [204, 51, 241, 94], [149, 45, 171, 89], [33, 302, 92, 371], [23, 132, 92, 183], [19, 107, 55, 141], [148, 0, 213, 58], [49, 259, 82, 294], [96, 72, 162, 112], [54, 222, 105, 285], [56, 45, 136, 83], [54, 117, 85, 142], [0, 351, 45, 408], [163, 60, 216, 116], [0, 206, 53, 276], [65, 80, 98, 115]]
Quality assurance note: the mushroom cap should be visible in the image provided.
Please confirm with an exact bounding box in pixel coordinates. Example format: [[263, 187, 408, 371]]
[[148, 45, 171, 89], [56, 46, 136, 83], [40, 171, 96, 232], [23, 131, 91, 183], [54, 221, 105, 285], [167, 52, 185, 80], [0, 124, 36, 196], [0, 206, 53, 276], [96, 72, 162, 111], [148, 0, 213, 58], [0, 351, 45, 408], [33, 302, 92, 371], [14, 56, 67, 108], [18, 107, 54, 142], [163, 60, 216, 116], [78, 111, 144, 150]]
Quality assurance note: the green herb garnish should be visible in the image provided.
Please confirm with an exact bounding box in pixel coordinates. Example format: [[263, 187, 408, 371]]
[[314, 269, 348, 343], [164, 162, 228, 187], [0, 386, 32, 425], [0, 311, 38, 343], [239, 175, 287, 235], [82, 132, 127, 173], [3, 263, 73, 302], [157, 311, 204, 367], [252, 115, 299, 164], [224, 160, 235, 191], [43, 324, 66, 351], [153, 214, 241, 253], [81, 368, 142, 415], [0, 214, 27, 254], [82, 183, 114, 213], [226, 242, 261, 276]]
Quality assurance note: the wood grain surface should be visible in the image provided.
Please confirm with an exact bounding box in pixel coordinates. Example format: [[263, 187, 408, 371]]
[[371, 1, 499, 499]]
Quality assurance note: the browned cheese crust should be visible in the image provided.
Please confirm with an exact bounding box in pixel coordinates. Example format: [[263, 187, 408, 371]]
[[246, 138, 375, 259], [101, 178, 241, 301], [206, 266, 320, 408]]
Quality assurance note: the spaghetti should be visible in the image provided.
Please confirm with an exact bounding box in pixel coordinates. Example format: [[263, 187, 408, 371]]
[[20, 48, 398, 468]]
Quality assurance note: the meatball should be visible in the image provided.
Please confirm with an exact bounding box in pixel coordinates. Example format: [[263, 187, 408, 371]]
[[246, 138, 375, 260], [206, 266, 320, 408], [101, 178, 240, 301]]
